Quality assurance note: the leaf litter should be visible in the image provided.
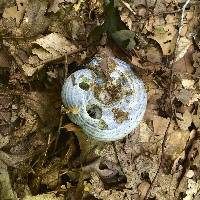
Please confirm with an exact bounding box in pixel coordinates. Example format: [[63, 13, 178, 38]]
[[1, 0, 200, 199]]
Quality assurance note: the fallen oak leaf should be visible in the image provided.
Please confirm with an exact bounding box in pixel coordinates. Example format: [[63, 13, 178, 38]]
[[64, 123, 89, 159]]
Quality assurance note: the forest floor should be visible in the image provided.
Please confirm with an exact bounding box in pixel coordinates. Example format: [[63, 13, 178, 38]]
[[0, 0, 200, 199]]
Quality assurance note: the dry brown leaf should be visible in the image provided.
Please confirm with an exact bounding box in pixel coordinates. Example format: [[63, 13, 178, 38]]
[[0, 162, 18, 200], [0, 135, 9, 149], [20, 0, 50, 36], [139, 122, 153, 143], [32, 33, 77, 59], [73, 0, 85, 11], [0, 93, 13, 136], [3, 6, 22, 26], [20, 33, 78, 76], [3, 0, 28, 26], [0, 49, 12, 68], [164, 124, 190, 160], [48, 0, 77, 13], [138, 181, 150, 199], [149, 24, 177, 55], [153, 115, 170, 139], [22, 63, 43, 77], [174, 89, 200, 105], [192, 115, 200, 129], [173, 45, 194, 75], [14, 107, 38, 138], [32, 48, 57, 61], [23, 193, 64, 200], [64, 123, 100, 161], [144, 88, 163, 121], [146, 46, 162, 64], [176, 110, 192, 131], [175, 37, 192, 61], [64, 123, 83, 135], [131, 56, 144, 69], [64, 123, 89, 156], [181, 79, 195, 90], [192, 103, 200, 128], [48, 0, 65, 13], [24, 91, 60, 128]]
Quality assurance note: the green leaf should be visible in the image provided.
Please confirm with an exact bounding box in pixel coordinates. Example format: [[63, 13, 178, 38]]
[[88, 0, 136, 50], [112, 30, 136, 50], [104, 0, 127, 34], [88, 24, 105, 45]]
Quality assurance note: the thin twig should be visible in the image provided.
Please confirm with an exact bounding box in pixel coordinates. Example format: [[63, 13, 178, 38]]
[[54, 110, 64, 153], [119, 0, 136, 15], [144, 117, 172, 200], [175, 0, 191, 58], [112, 141, 126, 176], [36, 47, 86, 67]]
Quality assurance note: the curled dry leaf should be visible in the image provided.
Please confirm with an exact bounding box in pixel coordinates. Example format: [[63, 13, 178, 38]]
[[64, 123, 99, 160], [32, 33, 77, 60], [21, 33, 77, 76], [83, 159, 124, 182]]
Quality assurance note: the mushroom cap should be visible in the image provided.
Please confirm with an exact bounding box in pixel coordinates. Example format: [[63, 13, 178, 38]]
[[62, 57, 147, 141]]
